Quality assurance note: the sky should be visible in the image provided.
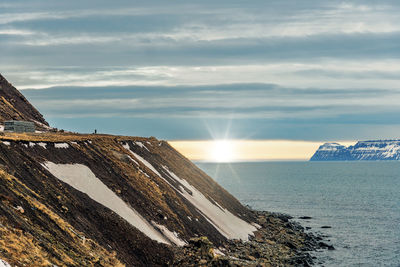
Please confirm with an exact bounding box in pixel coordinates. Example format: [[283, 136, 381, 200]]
[[1, 1, 400, 160], [170, 140, 356, 161]]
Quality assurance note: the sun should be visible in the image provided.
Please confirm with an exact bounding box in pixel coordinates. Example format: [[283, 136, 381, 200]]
[[210, 140, 236, 162]]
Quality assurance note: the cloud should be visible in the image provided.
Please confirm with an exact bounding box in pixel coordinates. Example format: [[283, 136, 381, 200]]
[[4, 60, 400, 90], [22, 84, 400, 121], [2, 0, 400, 48], [0, 28, 35, 35], [2, 0, 400, 140]]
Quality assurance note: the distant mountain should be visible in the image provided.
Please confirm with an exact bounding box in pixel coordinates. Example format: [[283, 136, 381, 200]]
[[0, 74, 48, 127], [310, 140, 400, 161]]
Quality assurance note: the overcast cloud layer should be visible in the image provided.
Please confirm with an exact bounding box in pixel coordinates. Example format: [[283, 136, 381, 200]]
[[2, 1, 400, 140]]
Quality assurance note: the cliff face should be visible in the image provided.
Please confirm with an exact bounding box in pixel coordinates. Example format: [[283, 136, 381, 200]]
[[0, 74, 48, 127], [310, 140, 400, 161], [0, 133, 257, 266], [310, 143, 351, 161]]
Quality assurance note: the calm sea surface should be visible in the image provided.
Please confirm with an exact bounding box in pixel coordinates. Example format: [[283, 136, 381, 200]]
[[195, 161, 400, 266]]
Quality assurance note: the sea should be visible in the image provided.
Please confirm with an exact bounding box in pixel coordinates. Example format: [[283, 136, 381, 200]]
[[195, 161, 400, 267]]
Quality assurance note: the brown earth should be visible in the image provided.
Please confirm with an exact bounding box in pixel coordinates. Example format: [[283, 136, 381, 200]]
[[0, 74, 48, 127], [0, 133, 254, 266], [0, 74, 327, 266], [0, 133, 328, 266]]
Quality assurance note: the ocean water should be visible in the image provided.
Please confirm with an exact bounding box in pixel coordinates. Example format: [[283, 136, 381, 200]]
[[196, 161, 400, 266]]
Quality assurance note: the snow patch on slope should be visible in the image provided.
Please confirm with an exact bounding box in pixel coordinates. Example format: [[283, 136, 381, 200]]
[[355, 142, 400, 158], [55, 143, 69, 149], [381, 144, 400, 158], [29, 142, 47, 148], [123, 145, 177, 190], [38, 142, 47, 148], [135, 141, 150, 151], [318, 143, 345, 151], [0, 259, 11, 267], [151, 221, 186, 246], [123, 144, 163, 177], [42, 162, 170, 245], [123, 142, 257, 240], [127, 155, 139, 165], [162, 166, 257, 241]]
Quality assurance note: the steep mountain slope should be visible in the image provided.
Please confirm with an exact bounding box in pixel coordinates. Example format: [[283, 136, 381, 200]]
[[0, 75, 324, 266], [0, 133, 259, 265], [0, 133, 325, 266], [0, 74, 48, 127], [310, 140, 400, 161]]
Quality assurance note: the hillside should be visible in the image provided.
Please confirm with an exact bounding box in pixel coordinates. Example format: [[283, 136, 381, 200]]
[[0, 133, 325, 266], [0, 74, 48, 128], [310, 140, 400, 161], [0, 74, 324, 266]]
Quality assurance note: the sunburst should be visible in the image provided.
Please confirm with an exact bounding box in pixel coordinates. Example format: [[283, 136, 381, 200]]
[[210, 140, 236, 162]]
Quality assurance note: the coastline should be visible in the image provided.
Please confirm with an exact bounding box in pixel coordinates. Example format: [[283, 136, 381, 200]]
[[173, 209, 332, 266]]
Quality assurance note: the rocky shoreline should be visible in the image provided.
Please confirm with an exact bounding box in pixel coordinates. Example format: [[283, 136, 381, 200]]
[[172, 210, 333, 266]]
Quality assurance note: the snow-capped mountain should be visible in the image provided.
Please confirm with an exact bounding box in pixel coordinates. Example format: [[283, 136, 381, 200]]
[[310, 140, 400, 161]]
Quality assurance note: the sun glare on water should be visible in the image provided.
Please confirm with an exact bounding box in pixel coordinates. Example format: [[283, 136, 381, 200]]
[[210, 140, 236, 162]]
